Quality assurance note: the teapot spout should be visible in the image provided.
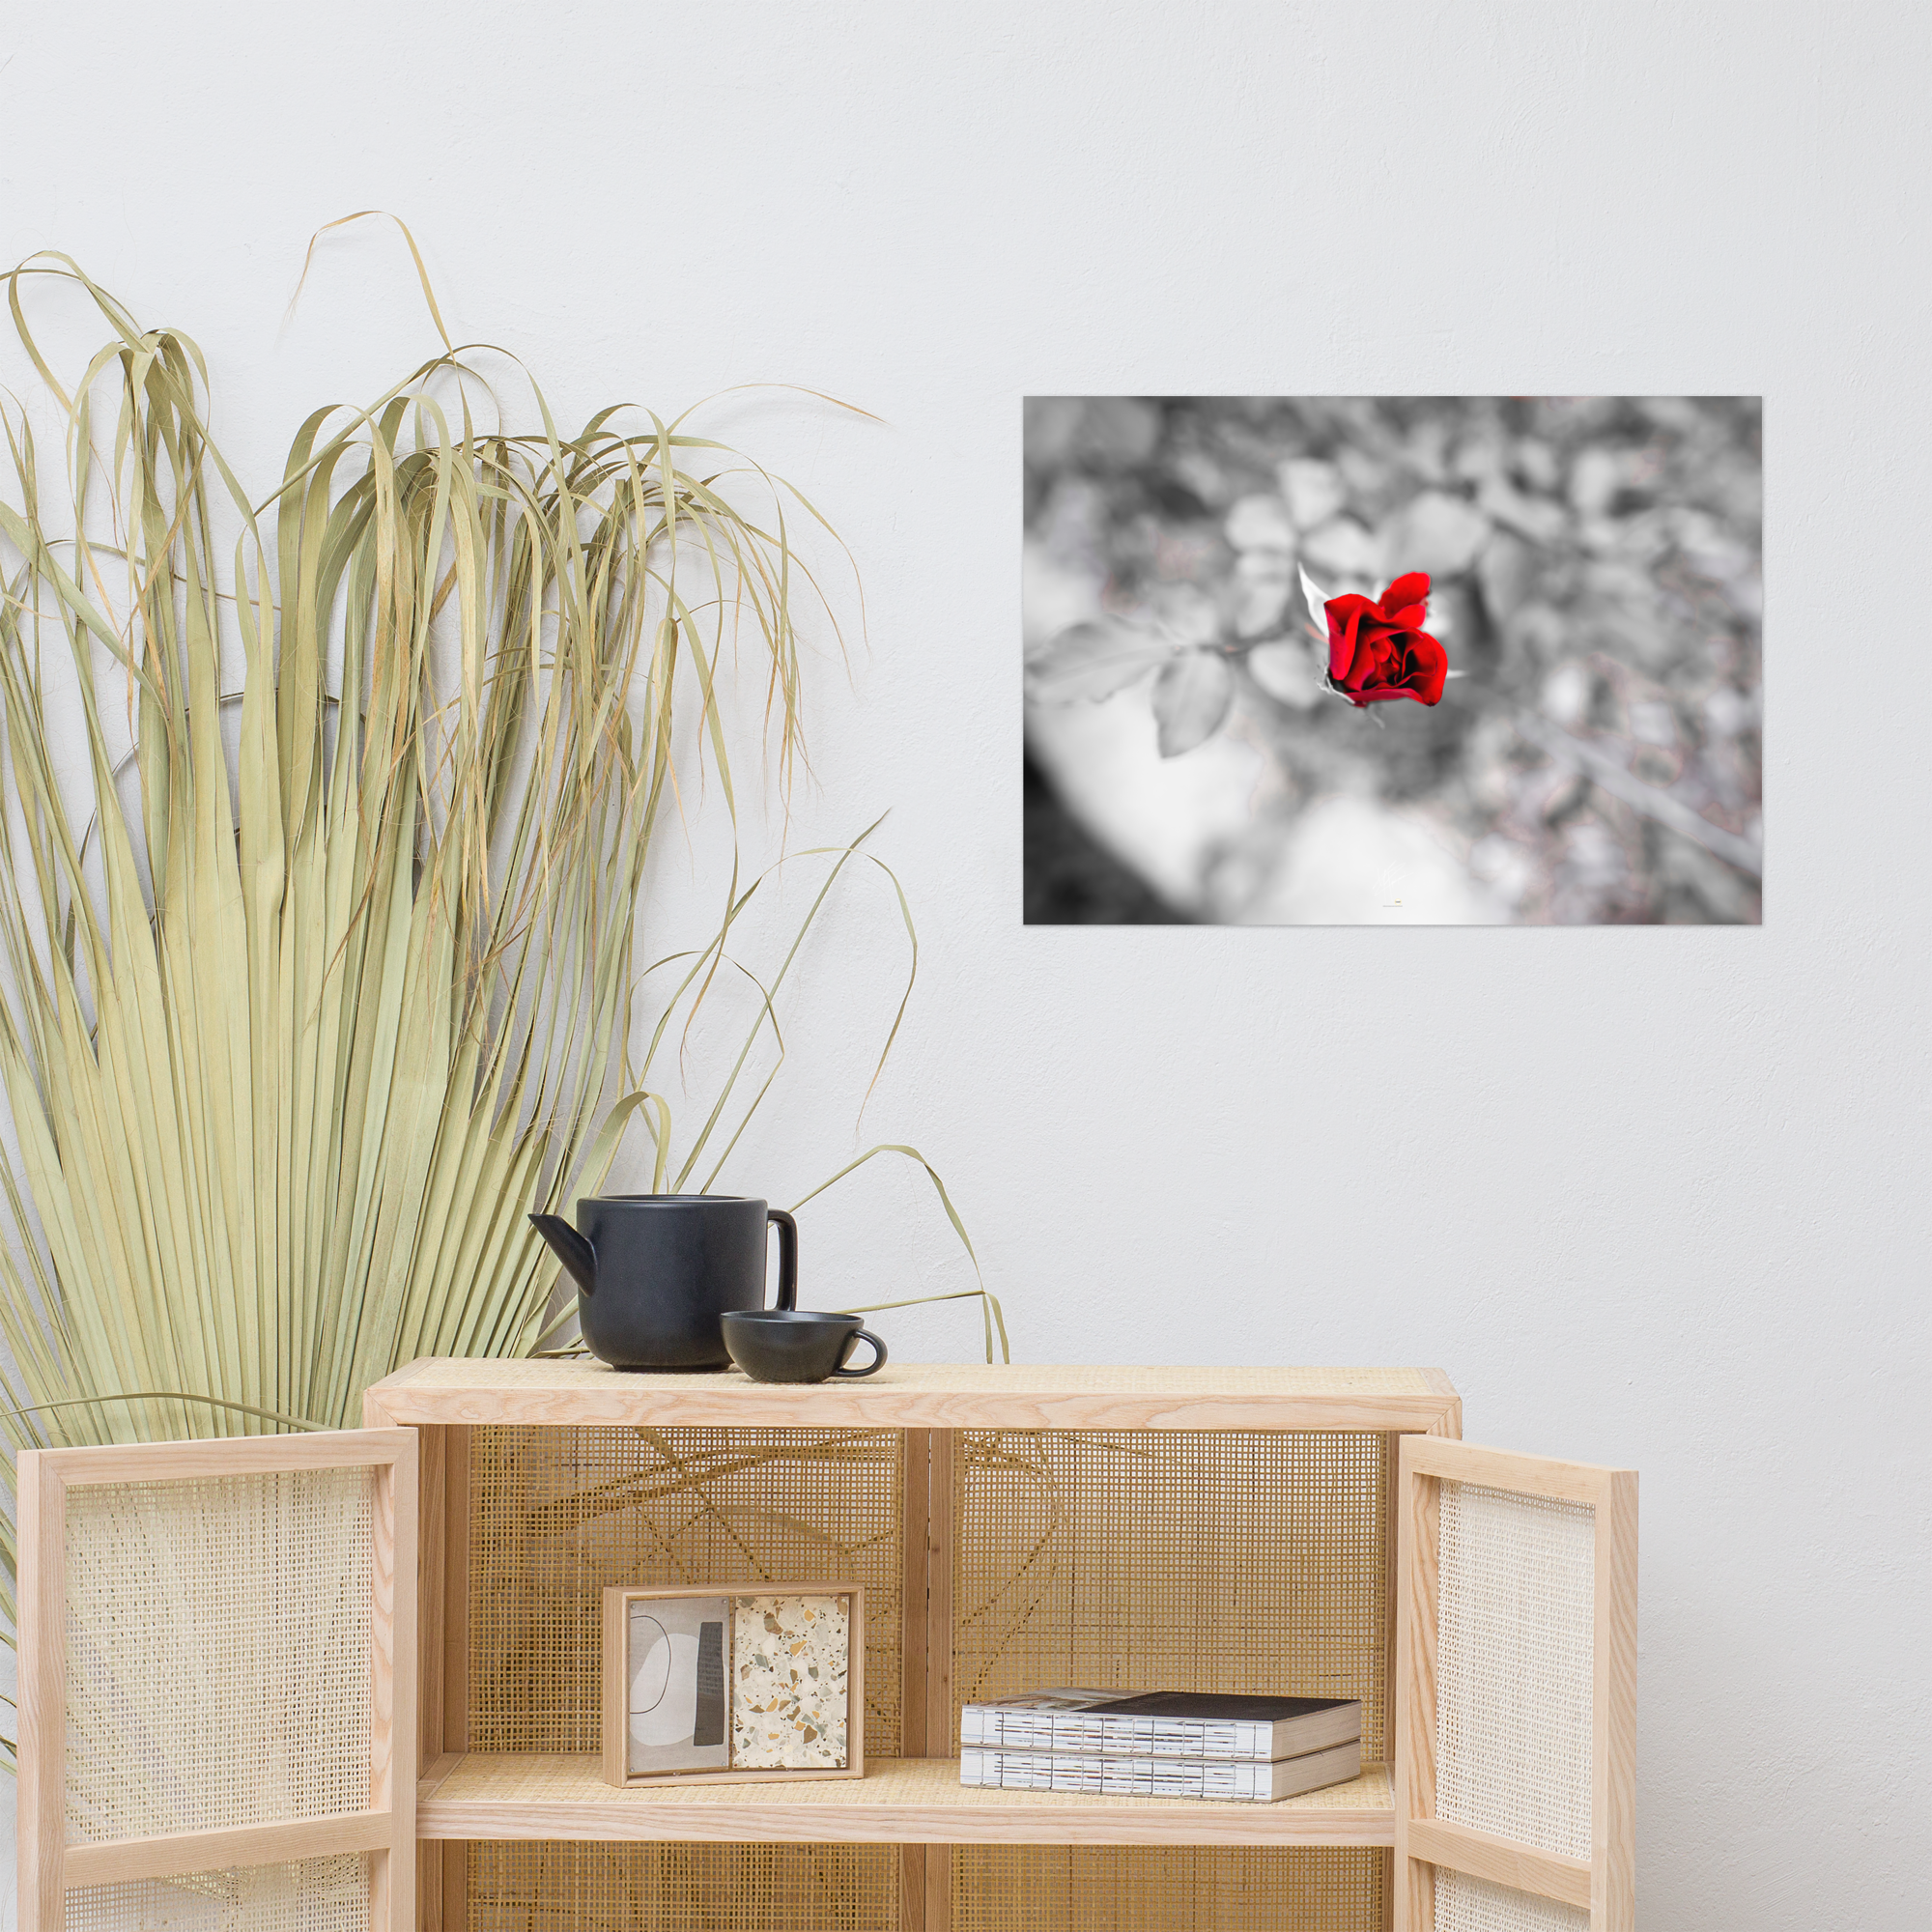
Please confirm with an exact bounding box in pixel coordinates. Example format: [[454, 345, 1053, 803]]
[[529, 1213, 598, 1296]]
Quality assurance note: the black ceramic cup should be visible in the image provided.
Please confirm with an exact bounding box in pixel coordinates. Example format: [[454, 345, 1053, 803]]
[[721, 1310, 888, 1383]]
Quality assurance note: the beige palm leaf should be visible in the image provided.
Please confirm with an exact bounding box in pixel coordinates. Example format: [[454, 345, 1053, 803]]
[[0, 244, 1001, 1770]]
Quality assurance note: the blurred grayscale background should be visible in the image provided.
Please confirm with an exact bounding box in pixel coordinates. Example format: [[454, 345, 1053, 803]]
[[1023, 396, 1763, 924]]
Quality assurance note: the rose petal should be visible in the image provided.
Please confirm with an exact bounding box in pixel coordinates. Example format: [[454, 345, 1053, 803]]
[[1380, 571, 1431, 612], [1349, 620, 1403, 687], [1323, 595, 1375, 682], [1406, 631, 1449, 704]]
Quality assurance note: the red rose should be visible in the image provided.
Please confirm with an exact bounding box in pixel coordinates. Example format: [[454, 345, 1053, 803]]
[[1323, 572, 1448, 706]]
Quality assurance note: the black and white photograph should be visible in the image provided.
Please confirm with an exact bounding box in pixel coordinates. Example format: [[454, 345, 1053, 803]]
[[1024, 396, 1763, 924]]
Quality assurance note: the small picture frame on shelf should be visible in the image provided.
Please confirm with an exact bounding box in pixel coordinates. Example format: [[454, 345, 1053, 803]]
[[601, 1582, 865, 1788]]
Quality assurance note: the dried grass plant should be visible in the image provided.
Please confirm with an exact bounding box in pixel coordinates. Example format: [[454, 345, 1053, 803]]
[[0, 229, 1000, 1767]]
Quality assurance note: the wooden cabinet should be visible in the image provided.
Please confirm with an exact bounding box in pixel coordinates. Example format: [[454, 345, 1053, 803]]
[[14, 1431, 419, 1932], [16, 1362, 1635, 1932]]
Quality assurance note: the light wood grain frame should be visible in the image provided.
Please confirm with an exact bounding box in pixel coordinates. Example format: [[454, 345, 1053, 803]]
[[898, 1427, 955, 1932], [1394, 1437, 1636, 1932], [15, 1428, 417, 1932], [362, 1392, 468, 1932], [600, 1582, 866, 1789]]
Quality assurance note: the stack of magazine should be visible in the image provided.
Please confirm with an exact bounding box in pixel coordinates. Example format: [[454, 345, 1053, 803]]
[[958, 1689, 1361, 1803]]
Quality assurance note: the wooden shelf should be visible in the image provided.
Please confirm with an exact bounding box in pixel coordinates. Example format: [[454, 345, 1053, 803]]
[[366, 1357, 1461, 1434], [415, 1754, 1395, 1848], [371, 1366, 1472, 1929]]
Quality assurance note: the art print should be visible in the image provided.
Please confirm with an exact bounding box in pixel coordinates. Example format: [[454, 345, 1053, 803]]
[[1024, 396, 1761, 924]]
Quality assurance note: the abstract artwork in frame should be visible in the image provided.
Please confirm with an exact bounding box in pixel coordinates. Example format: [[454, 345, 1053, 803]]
[[602, 1584, 865, 1788], [1023, 396, 1762, 925]]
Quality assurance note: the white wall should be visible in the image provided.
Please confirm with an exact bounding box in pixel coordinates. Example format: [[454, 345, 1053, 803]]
[[4, 2, 1927, 1925]]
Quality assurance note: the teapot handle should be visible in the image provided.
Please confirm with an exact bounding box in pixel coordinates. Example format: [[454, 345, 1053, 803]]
[[767, 1208, 798, 1311]]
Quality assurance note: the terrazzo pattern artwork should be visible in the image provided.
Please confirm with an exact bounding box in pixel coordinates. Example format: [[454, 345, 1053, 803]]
[[730, 1594, 850, 1769]]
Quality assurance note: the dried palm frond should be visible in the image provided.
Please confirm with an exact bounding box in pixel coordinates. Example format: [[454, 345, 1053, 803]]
[[0, 240, 1000, 1769]]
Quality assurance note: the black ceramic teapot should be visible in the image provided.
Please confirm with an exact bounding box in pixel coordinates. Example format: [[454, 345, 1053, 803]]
[[528, 1194, 798, 1371]]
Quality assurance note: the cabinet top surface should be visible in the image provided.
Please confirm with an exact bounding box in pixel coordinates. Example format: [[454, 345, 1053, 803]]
[[364, 1357, 1460, 1431]]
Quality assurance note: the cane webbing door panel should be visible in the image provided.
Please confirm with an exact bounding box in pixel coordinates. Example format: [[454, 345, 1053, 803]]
[[15, 1430, 417, 1932], [1394, 1438, 1635, 1932]]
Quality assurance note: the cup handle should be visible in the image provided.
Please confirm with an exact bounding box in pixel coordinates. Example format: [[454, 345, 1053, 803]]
[[767, 1208, 798, 1311], [831, 1328, 887, 1378]]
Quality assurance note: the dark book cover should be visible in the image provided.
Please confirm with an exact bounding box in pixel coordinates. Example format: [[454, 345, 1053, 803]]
[[1094, 1692, 1352, 1721]]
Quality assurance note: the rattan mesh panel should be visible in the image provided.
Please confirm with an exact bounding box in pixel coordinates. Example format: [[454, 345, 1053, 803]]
[[64, 1468, 375, 1842], [1434, 1869, 1590, 1932], [467, 1841, 898, 1932], [1435, 1480, 1594, 1861], [64, 1856, 370, 1932], [469, 1427, 901, 1756], [953, 1431, 1390, 1758], [952, 1846, 1386, 1931]]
